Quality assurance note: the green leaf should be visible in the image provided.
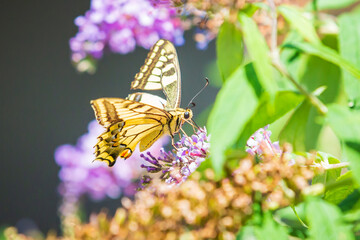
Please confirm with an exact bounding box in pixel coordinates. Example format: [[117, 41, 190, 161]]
[[338, 12, 360, 105], [306, 198, 354, 240], [343, 142, 360, 186], [236, 226, 257, 240], [239, 13, 277, 99], [236, 90, 304, 147], [325, 171, 357, 205], [340, 189, 360, 212], [315, 0, 359, 10], [295, 35, 342, 153], [312, 152, 341, 188], [237, 213, 289, 240], [327, 105, 360, 143], [279, 100, 311, 151], [275, 203, 307, 231], [299, 35, 342, 104], [208, 65, 258, 177], [326, 104, 360, 185], [280, 31, 309, 85], [254, 213, 289, 240], [283, 41, 360, 80], [278, 5, 321, 45], [216, 21, 243, 81]]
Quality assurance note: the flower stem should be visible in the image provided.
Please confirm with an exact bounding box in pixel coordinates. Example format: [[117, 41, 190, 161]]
[[321, 162, 349, 170]]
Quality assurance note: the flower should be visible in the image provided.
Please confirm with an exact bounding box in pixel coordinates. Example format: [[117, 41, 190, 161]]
[[70, 0, 185, 72], [140, 127, 210, 185], [55, 120, 168, 216], [150, 0, 310, 49], [246, 125, 280, 156], [63, 144, 316, 240]]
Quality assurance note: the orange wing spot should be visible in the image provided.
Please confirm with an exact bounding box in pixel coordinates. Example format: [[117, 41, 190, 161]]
[[112, 141, 120, 147], [120, 148, 133, 159]]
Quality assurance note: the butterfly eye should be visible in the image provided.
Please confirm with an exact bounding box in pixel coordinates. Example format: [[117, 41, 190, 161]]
[[184, 111, 190, 119]]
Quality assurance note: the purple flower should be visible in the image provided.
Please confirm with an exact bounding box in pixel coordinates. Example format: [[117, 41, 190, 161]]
[[140, 127, 210, 186], [246, 125, 280, 156], [55, 120, 168, 215], [70, 0, 184, 72]]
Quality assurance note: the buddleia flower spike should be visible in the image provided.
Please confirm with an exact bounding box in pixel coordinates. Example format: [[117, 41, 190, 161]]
[[140, 127, 210, 186]]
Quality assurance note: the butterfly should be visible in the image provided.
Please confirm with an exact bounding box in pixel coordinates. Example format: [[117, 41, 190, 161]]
[[91, 39, 194, 166]]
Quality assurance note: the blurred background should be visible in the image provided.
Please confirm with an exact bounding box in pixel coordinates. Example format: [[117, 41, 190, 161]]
[[0, 1, 218, 233]]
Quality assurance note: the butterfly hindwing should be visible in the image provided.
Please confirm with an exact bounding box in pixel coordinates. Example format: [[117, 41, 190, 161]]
[[131, 39, 181, 110]]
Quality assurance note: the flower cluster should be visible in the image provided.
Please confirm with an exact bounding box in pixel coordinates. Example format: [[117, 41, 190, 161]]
[[54, 120, 167, 216], [141, 127, 210, 185], [38, 144, 318, 240], [246, 125, 280, 156], [70, 0, 184, 72], [151, 0, 310, 49]]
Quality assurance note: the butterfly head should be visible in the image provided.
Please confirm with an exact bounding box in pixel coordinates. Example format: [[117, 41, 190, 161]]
[[183, 108, 193, 121]]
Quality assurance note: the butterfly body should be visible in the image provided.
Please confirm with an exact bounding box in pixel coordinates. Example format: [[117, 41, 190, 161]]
[[91, 98, 192, 166], [91, 39, 192, 166]]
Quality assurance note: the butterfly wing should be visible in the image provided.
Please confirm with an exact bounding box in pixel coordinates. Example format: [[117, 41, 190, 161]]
[[131, 39, 181, 110], [91, 98, 171, 166], [126, 92, 167, 110]]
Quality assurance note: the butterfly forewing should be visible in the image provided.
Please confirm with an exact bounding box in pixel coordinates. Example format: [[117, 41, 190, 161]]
[[131, 39, 181, 110]]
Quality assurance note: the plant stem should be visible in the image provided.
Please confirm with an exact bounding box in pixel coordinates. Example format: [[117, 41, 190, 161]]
[[272, 59, 328, 115], [266, 0, 328, 115], [291, 205, 308, 228], [321, 162, 349, 170]]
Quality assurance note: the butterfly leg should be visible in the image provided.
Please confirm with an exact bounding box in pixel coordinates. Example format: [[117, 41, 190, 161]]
[[171, 135, 179, 151]]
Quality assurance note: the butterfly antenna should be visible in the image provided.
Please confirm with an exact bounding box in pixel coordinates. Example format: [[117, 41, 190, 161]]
[[187, 77, 209, 108]]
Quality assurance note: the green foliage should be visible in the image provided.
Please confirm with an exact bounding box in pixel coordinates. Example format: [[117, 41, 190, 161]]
[[208, 0, 360, 237], [283, 41, 360, 80], [279, 100, 311, 151], [237, 213, 289, 240], [237, 90, 304, 147], [338, 11, 360, 107], [313, 152, 341, 187], [325, 171, 357, 204], [278, 5, 320, 45], [216, 21, 243, 81], [238, 13, 277, 99], [327, 104, 360, 185], [306, 198, 355, 240], [207, 64, 258, 177], [315, 0, 359, 10]]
